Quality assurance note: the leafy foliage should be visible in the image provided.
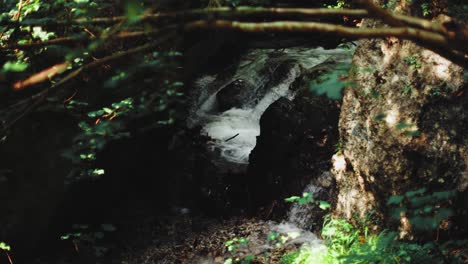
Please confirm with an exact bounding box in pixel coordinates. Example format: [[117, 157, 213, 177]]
[[387, 188, 457, 232], [224, 237, 255, 264], [60, 223, 117, 257], [0, 242, 11, 251], [285, 192, 331, 210], [282, 215, 466, 264]]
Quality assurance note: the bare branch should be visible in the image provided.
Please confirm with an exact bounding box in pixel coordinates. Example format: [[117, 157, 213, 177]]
[[185, 20, 467, 67], [0, 7, 369, 27]]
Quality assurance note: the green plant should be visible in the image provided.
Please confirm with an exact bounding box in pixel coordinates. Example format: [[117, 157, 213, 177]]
[[387, 188, 457, 232], [426, 85, 452, 97], [334, 141, 344, 155], [285, 192, 331, 210], [60, 224, 116, 257], [421, 3, 432, 17], [326, 0, 347, 9], [402, 85, 413, 95], [382, 0, 398, 9], [321, 215, 361, 257], [223, 237, 255, 264], [0, 242, 13, 264], [403, 56, 422, 69]]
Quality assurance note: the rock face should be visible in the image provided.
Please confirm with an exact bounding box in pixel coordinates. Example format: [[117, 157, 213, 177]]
[[248, 93, 340, 213], [188, 45, 354, 217], [334, 18, 467, 232]]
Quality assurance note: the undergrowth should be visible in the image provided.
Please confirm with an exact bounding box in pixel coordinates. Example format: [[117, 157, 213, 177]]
[[281, 216, 466, 264]]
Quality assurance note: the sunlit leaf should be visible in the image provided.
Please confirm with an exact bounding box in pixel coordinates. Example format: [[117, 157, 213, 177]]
[[285, 196, 300, 203], [318, 201, 331, 210], [3, 61, 28, 72]]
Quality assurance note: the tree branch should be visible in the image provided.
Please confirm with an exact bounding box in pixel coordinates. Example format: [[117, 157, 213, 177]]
[[185, 20, 467, 67], [2, 29, 163, 50], [0, 7, 370, 27], [1, 32, 176, 133]]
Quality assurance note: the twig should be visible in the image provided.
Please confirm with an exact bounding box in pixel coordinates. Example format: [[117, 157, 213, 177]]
[[2, 29, 163, 50], [225, 133, 240, 142], [13, 0, 25, 20], [6, 252, 13, 264]]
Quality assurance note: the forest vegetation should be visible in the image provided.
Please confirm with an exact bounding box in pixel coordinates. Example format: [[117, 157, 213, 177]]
[[0, 0, 467, 263]]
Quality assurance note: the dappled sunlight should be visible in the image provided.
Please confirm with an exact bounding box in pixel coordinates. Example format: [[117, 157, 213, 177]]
[[385, 106, 400, 127], [332, 153, 346, 172], [422, 49, 451, 81]]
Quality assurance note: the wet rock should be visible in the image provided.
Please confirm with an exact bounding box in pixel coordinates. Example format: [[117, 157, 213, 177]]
[[216, 79, 255, 112], [248, 93, 340, 212]]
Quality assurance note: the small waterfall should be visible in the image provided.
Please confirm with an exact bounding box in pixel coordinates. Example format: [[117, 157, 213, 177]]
[[188, 43, 353, 262], [188, 46, 353, 167], [199, 65, 299, 164], [286, 184, 323, 229], [269, 181, 325, 247]]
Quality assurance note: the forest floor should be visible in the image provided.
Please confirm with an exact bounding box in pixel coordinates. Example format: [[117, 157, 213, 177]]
[[30, 199, 300, 264]]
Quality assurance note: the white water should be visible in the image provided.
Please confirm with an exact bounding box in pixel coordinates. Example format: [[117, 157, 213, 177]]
[[190, 45, 354, 263], [200, 65, 299, 164], [189, 46, 354, 165]]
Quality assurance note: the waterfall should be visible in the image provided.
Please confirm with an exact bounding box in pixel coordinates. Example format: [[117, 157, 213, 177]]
[[188, 44, 354, 262], [269, 179, 326, 247], [188, 46, 354, 167]]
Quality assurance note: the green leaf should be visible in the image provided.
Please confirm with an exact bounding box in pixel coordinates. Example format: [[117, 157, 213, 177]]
[[410, 216, 437, 231], [224, 258, 233, 264], [102, 107, 113, 114], [396, 122, 411, 130], [238, 238, 249, 245], [3, 61, 28, 72], [267, 232, 279, 241], [432, 190, 456, 201], [405, 188, 427, 198], [318, 201, 331, 210], [0, 242, 11, 251], [387, 195, 404, 205], [403, 130, 421, 137], [410, 196, 433, 208], [285, 196, 300, 203], [227, 245, 237, 251], [374, 113, 386, 121]]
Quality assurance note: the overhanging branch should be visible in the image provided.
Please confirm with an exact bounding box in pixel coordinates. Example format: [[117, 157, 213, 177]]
[[184, 20, 467, 67]]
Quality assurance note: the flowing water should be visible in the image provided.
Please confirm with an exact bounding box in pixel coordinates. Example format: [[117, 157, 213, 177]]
[[188, 46, 354, 167], [190, 45, 354, 262]]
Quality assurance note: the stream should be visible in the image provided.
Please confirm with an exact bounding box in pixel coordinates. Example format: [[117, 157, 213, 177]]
[[186, 45, 354, 263], [188, 46, 353, 169]]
